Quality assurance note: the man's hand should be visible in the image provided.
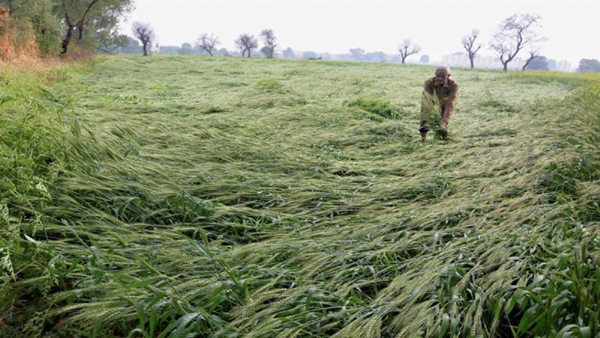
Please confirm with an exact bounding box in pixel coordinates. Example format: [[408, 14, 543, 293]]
[[442, 106, 453, 126]]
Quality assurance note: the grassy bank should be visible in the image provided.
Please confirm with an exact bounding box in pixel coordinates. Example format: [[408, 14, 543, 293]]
[[1, 56, 600, 337]]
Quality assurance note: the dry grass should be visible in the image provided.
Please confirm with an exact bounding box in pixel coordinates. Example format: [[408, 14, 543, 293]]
[[0, 7, 40, 64]]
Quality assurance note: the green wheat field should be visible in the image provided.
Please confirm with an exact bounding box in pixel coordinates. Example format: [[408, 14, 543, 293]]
[[1, 56, 600, 337]]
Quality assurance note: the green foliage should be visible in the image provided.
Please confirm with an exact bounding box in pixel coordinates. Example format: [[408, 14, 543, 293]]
[[578, 59, 600, 73], [255, 77, 285, 92], [348, 97, 402, 119], [1, 56, 600, 338], [5, 0, 133, 57]]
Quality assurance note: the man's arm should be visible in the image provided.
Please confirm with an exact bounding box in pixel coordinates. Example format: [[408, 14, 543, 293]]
[[423, 79, 434, 95], [421, 79, 435, 115], [442, 81, 459, 124]]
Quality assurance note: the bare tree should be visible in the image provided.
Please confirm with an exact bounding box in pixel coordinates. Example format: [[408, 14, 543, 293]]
[[197, 33, 219, 56], [260, 29, 276, 58], [490, 13, 544, 72], [235, 33, 258, 58], [132, 21, 155, 56], [522, 49, 541, 71], [398, 39, 420, 64], [462, 29, 482, 69]]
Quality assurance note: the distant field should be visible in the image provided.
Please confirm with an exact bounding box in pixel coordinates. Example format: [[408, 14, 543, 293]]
[[1, 56, 600, 337]]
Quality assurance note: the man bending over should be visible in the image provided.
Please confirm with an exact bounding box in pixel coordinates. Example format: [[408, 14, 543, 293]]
[[419, 66, 459, 143]]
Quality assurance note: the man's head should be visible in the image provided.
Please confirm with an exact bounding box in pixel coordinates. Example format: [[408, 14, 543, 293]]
[[434, 66, 450, 85]]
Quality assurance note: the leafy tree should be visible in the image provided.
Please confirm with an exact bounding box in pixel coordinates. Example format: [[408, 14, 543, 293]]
[[0, 0, 131, 58], [217, 47, 229, 56], [97, 30, 127, 53], [524, 55, 549, 70], [420, 54, 430, 63], [577, 59, 600, 72], [366, 51, 386, 62], [178, 42, 195, 55], [303, 51, 318, 59], [158, 45, 179, 54], [260, 46, 270, 57], [0, 0, 34, 15], [282, 47, 295, 58], [55, 0, 133, 56], [116, 36, 142, 54], [522, 50, 541, 70], [349, 48, 364, 60], [8, 0, 62, 56], [85, 0, 133, 51]]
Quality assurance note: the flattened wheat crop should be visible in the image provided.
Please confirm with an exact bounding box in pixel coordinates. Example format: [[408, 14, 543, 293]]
[[1, 56, 600, 338]]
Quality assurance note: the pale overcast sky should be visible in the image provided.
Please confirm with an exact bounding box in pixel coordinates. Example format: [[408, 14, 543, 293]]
[[119, 0, 600, 65]]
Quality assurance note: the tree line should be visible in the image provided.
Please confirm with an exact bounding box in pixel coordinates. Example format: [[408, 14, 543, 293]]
[[0, 0, 133, 59], [127, 13, 598, 72], [1, 4, 597, 73]]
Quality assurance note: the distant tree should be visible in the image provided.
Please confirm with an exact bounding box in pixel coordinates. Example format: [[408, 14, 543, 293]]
[[522, 49, 541, 70], [490, 13, 544, 71], [303, 51, 318, 59], [420, 54, 430, 63], [398, 39, 420, 64], [260, 29, 276, 58], [158, 45, 180, 55], [462, 29, 482, 69], [217, 48, 230, 56], [349, 48, 365, 61], [282, 47, 295, 58], [97, 31, 127, 53], [367, 51, 386, 62], [577, 59, 600, 72], [260, 46, 270, 57], [235, 33, 258, 57], [389, 54, 401, 63], [178, 42, 195, 55], [117, 36, 142, 54], [132, 21, 154, 56], [524, 55, 549, 70], [197, 33, 219, 56], [547, 59, 557, 70], [86, 1, 135, 50]]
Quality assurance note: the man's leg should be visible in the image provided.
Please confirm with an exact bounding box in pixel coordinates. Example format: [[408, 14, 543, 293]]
[[419, 115, 429, 143], [419, 96, 431, 143], [441, 106, 448, 126]]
